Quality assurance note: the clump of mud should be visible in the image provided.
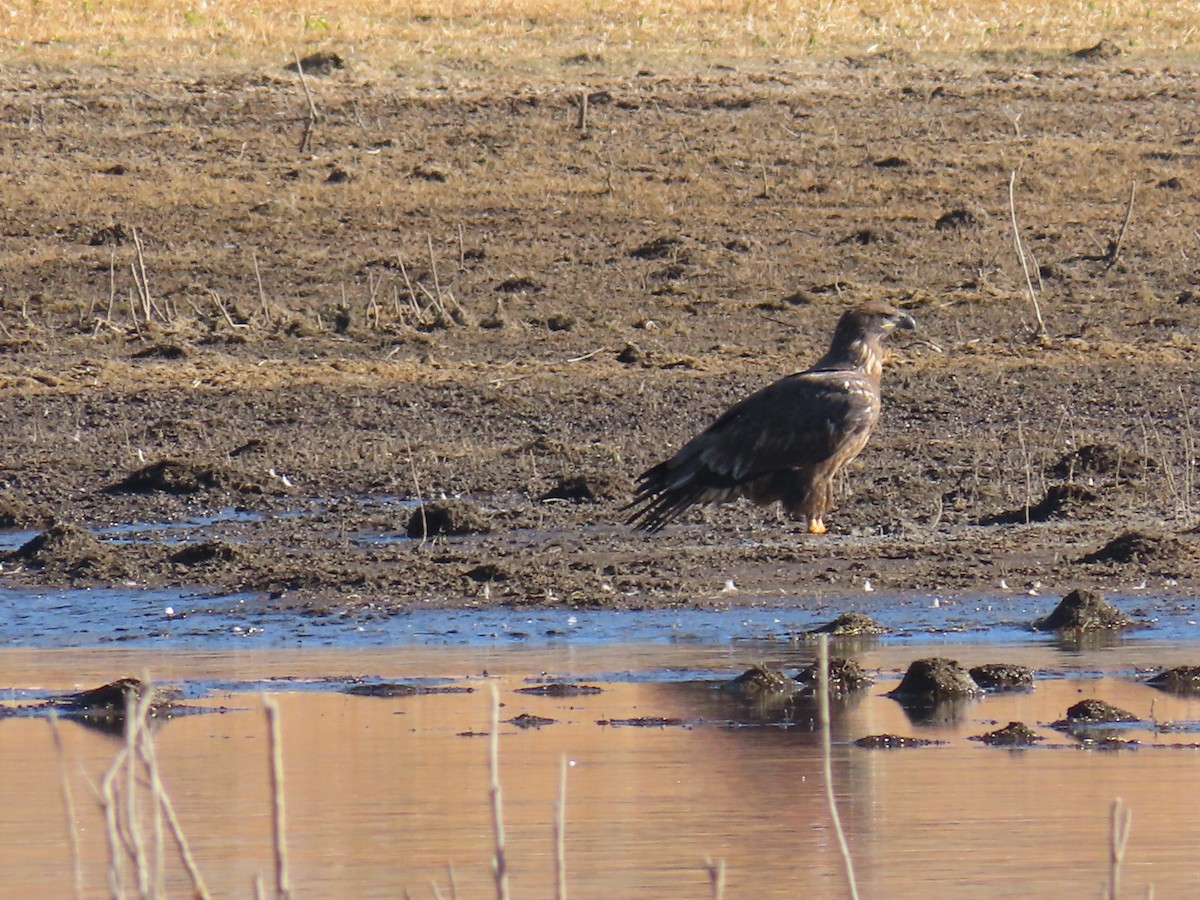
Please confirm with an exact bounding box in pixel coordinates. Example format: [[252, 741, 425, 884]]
[[344, 683, 475, 697], [854, 734, 942, 749], [721, 664, 800, 702], [978, 483, 1098, 525], [1081, 530, 1197, 565], [8, 521, 126, 579], [972, 721, 1044, 746], [795, 657, 873, 695], [1057, 699, 1138, 724], [1048, 443, 1153, 481], [540, 472, 628, 502], [1145, 666, 1200, 696], [889, 658, 981, 701], [45, 677, 181, 735], [171, 540, 237, 566], [0, 493, 46, 529], [406, 500, 491, 538], [107, 458, 222, 495], [1032, 588, 1133, 632], [597, 716, 685, 728], [509, 713, 556, 728], [515, 683, 603, 697], [969, 663, 1034, 691], [808, 612, 888, 636]]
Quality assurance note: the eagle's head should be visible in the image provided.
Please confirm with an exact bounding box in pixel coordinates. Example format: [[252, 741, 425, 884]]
[[823, 301, 916, 377]]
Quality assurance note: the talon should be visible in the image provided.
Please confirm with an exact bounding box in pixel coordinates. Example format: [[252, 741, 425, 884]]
[[807, 518, 827, 535]]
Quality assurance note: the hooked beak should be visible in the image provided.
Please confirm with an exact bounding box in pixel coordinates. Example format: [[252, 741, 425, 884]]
[[889, 311, 917, 332]]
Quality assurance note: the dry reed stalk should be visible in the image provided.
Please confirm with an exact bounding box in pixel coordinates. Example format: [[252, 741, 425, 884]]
[[1007, 171, 1048, 340], [576, 90, 588, 131], [403, 433, 429, 548], [294, 54, 319, 153], [48, 712, 84, 900], [447, 863, 459, 900], [488, 684, 510, 900], [252, 249, 271, 321], [704, 857, 726, 900], [554, 754, 568, 900], [1105, 183, 1136, 270], [817, 634, 859, 900], [1106, 798, 1133, 900], [262, 694, 292, 900]]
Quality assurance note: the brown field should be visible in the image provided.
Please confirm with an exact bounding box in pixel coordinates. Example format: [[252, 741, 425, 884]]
[[2, 4, 1200, 610]]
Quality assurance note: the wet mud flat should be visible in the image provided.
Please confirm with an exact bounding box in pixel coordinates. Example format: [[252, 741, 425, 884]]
[[0, 52, 1199, 611]]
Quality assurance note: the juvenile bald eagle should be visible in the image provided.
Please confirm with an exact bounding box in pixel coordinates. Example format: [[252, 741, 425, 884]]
[[627, 301, 915, 534]]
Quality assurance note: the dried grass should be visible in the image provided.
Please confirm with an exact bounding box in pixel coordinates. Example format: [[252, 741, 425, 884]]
[[3, 0, 1198, 70]]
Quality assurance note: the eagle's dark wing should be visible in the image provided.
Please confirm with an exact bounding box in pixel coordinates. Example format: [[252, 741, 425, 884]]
[[626, 369, 879, 531]]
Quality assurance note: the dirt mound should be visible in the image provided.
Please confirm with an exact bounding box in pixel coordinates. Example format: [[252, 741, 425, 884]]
[[1081, 531, 1197, 565], [540, 472, 628, 503], [795, 657, 873, 694], [406, 500, 491, 538], [808, 612, 888, 636], [1032, 588, 1133, 632], [108, 459, 222, 495], [1048, 443, 1154, 481], [889, 658, 981, 702], [721, 665, 800, 702], [1056, 699, 1138, 724], [0, 494, 46, 529], [978, 483, 1098, 525], [972, 721, 1043, 746], [1145, 666, 1200, 695], [854, 734, 941, 749], [170, 541, 238, 566], [968, 663, 1034, 691], [8, 522, 126, 580]]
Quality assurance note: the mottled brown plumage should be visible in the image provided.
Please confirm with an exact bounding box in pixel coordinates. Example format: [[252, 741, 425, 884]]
[[627, 301, 915, 533]]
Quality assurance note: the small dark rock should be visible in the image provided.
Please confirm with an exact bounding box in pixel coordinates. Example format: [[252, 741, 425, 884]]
[[509, 713, 557, 728], [325, 168, 351, 184], [101, 164, 128, 176], [132, 343, 188, 360], [854, 734, 940, 749], [889, 658, 981, 701], [495, 277, 541, 293], [1146, 666, 1200, 695], [973, 721, 1044, 746], [934, 208, 983, 231], [872, 156, 910, 168], [969, 663, 1034, 691], [54, 677, 180, 716], [411, 163, 450, 182], [616, 343, 644, 364], [287, 52, 345, 75], [545, 313, 575, 332], [1032, 588, 1133, 632], [630, 236, 684, 260], [465, 563, 507, 583], [406, 500, 491, 539], [837, 227, 894, 246], [345, 683, 475, 697], [808, 612, 888, 636], [1073, 39, 1122, 60]]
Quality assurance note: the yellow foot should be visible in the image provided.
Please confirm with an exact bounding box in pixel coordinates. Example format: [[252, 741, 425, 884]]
[[807, 518, 827, 535]]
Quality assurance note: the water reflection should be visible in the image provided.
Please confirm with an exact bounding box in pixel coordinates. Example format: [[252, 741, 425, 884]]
[[0, 644, 1197, 897]]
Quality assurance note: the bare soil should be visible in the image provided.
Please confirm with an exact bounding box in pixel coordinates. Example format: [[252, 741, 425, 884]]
[[2, 51, 1200, 613]]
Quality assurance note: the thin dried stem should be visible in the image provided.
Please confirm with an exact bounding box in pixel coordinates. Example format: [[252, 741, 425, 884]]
[[554, 755, 568, 900], [1107, 797, 1133, 900], [488, 684, 509, 900], [818, 634, 859, 900], [1105, 182, 1137, 270], [1008, 171, 1049, 340], [704, 857, 726, 900], [263, 694, 291, 900], [48, 712, 84, 900]]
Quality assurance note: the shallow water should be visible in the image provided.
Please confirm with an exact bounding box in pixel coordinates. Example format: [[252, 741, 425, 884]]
[[1, 641, 1199, 898]]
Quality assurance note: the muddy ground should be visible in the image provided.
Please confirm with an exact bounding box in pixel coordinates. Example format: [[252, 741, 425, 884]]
[[1, 49, 1200, 613]]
